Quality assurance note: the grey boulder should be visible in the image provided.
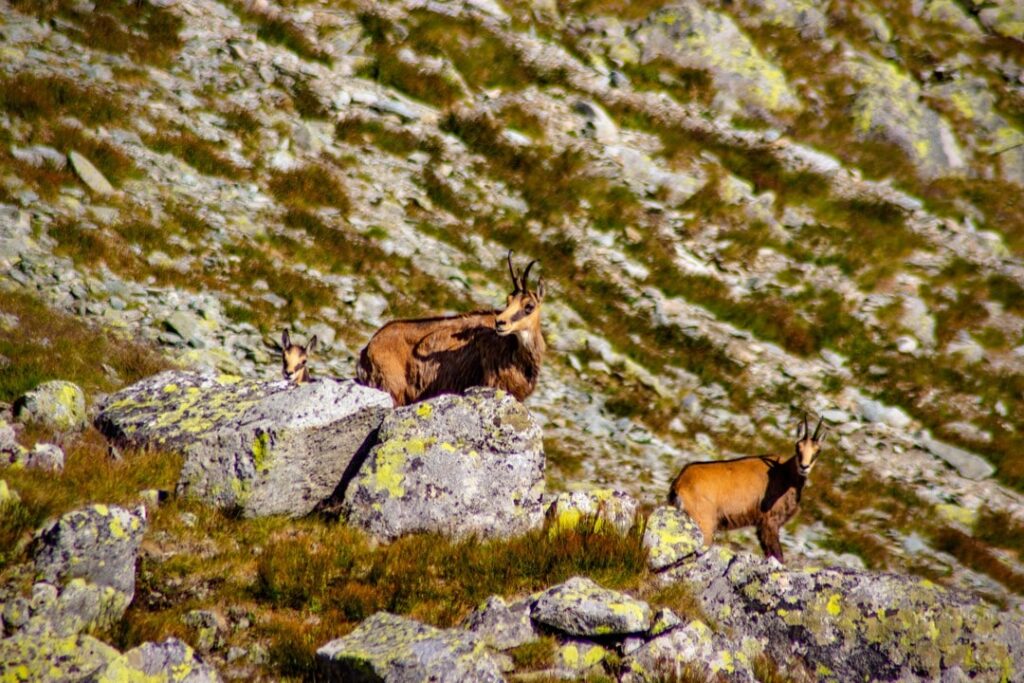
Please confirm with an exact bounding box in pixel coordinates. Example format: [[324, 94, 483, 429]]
[[95, 370, 392, 517], [343, 387, 546, 541], [315, 612, 504, 682], [460, 595, 537, 651], [32, 504, 146, 600], [531, 576, 652, 637], [90, 638, 223, 683]]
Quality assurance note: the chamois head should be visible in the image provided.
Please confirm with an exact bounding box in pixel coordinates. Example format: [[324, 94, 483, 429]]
[[794, 413, 826, 477], [495, 251, 545, 340], [281, 329, 317, 384]]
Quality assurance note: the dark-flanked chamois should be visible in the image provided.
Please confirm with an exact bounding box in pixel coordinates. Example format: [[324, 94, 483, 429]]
[[356, 251, 546, 406], [668, 414, 827, 562], [280, 329, 317, 384]]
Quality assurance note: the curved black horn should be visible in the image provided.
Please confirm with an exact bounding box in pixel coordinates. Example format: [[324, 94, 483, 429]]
[[802, 412, 809, 439], [521, 259, 539, 290], [507, 250, 520, 291], [813, 415, 824, 441]]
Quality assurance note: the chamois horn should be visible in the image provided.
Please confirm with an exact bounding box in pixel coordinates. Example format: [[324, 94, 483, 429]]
[[521, 259, 539, 290], [507, 250, 521, 292], [813, 415, 825, 441]]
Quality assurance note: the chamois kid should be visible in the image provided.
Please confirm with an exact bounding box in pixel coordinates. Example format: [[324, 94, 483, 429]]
[[356, 251, 546, 406], [669, 414, 827, 562], [280, 329, 317, 384]]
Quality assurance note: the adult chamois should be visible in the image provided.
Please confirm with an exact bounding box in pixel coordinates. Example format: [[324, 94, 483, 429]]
[[356, 251, 546, 406], [668, 414, 827, 562], [280, 329, 317, 384]]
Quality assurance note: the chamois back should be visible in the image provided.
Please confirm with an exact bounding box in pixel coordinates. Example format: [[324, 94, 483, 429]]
[[669, 414, 827, 562], [356, 252, 546, 406]]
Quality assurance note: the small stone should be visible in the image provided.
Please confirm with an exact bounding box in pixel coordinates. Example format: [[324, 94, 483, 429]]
[[68, 150, 114, 195], [530, 576, 652, 637], [14, 380, 88, 432], [27, 443, 64, 472], [460, 596, 536, 650]]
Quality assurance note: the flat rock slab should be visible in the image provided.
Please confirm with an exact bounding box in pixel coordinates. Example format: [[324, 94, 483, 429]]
[[643, 506, 704, 571], [68, 150, 114, 194], [316, 612, 504, 682], [343, 387, 546, 541], [531, 576, 652, 637], [95, 370, 392, 517], [919, 436, 995, 480]]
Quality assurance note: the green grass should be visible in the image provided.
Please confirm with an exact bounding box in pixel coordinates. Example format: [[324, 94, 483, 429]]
[[0, 73, 126, 125], [11, 0, 183, 65], [336, 117, 441, 157], [268, 164, 350, 212], [230, 2, 332, 64], [0, 290, 170, 403], [144, 127, 247, 179]]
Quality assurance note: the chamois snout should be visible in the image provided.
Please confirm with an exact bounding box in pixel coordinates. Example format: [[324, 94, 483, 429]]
[[280, 329, 317, 384], [795, 413, 827, 477]]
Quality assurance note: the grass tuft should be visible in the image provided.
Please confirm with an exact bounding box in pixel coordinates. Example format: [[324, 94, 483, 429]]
[[269, 164, 350, 212]]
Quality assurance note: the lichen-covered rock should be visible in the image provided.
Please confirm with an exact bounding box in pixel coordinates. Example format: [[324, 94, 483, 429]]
[[978, 2, 1024, 40], [14, 380, 88, 432], [633, 1, 800, 117], [643, 506, 704, 571], [648, 607, 683, 638], [0, 631, 120, 682], [545, 488, 639, 536], [621, 619, 761, 682], [343, 387, 545, 541], [13, 580, 130, 637], [91, 637, 223, 683], [315, 612, 504, 682], [95, 370, 392, 517], [553, 638, 610, 675], [32, 504, 146, 602], [669, 551, 1024, 681], [460, 595, 537, 650], [842, 54, 964, 179], [531, 576, 652, 637]]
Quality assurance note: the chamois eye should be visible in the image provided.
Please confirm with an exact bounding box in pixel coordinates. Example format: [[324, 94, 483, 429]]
[[525, 303, 535, 313]]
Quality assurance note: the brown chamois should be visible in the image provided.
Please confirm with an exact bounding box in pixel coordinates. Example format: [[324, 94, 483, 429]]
[[280, 329, 317, 384], [668, 414, 827, 562], [356, 251, 546, 406]]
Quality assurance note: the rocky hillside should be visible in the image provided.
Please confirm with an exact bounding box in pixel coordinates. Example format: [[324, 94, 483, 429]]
[[0, 0, 1023, 677]]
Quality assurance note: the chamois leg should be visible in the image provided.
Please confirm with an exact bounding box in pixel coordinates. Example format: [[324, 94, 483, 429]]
[[756, 523, 784, 562]]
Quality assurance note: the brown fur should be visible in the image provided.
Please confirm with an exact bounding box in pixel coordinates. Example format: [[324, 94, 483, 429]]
[[281, 329, 317, 384], [668, 415, 826, 562], [356, 252, 546, 406]]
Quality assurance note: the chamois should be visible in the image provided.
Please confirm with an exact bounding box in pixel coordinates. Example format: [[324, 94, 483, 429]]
[[356, 251, 546, 406], [280, 329, 317, 384], [668, 414, 827, 562]]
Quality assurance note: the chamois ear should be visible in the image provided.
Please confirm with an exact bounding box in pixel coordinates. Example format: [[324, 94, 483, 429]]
[[536, 277, 546, 300], [307, 335, 318, 354], [282, 329, 291, 349]]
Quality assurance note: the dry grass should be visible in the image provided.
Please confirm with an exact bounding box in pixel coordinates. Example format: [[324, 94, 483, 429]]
[[106, 507, 651, 678], [336, 116, 441, 158]]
